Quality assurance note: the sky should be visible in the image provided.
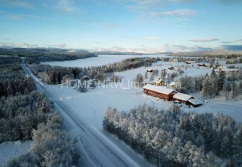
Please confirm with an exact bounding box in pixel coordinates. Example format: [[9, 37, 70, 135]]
[[0, 0, 242, 53]]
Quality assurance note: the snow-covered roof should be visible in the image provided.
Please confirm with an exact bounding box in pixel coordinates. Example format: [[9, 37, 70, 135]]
[[143, 85, 176, 95], [170, 82, 175, 86], [188, 99, 203, 105], [173, 93, 193, 101], [155, 79, 164, 84], [220, 69, 238, 72], [217, 65, 227, 70]]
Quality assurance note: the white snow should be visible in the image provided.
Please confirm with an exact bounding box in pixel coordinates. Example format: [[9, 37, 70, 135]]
[[23, 55, 242, 166], [143, 85, 175, 95], [0, 141, 32, 165], [42, 56, 242, 127], [188, 98, 203, 105], [41, 54, 168, 68], [173, 93, 193, 101]]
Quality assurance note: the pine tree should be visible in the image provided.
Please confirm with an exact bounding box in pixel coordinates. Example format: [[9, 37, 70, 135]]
[[202, 76, 210, 99], [218, 71, 226, 92]]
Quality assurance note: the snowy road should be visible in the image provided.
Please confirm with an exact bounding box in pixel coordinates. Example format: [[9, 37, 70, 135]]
[[21, 60, 151, 167]]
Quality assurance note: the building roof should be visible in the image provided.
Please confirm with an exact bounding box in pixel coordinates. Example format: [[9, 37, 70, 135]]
[[221, 69, 239, 72], [188, 99, 203, 105], [143, 85, 176, 95], [154, 79, 164, 84], [173, 93, 193, 101], [169, 82, 175, 86]]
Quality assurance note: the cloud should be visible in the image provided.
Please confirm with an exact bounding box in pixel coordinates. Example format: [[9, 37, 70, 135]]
[[55, 43, 67, 48], [0, 38, 10, 41], [189, 38, 220, 42], [0, 42, 38, 48], [215, 0, 242, 4], [142, 37, 159, 40], [222, 45, 242, 51], [221, 39, 242, 44], [151, 9, 197, 17], [0, 10, 22, 19], [44, 43, 67, 48], [235, 39, 242, 42], [0, 0, 34, 9], [57, 0, 76, 12], [0, 10, 43, 19], [100, 23, 120, 28], [221, 41, 233, 44], [91, 44, 212, 54]]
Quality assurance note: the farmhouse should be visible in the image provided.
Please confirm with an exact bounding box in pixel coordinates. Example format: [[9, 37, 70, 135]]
[[143, 85, 176, 101], [216, 66, 239, 74], [153, 78, 165, 86]]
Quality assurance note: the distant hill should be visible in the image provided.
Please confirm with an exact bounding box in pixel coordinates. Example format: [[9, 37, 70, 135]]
[[169, 50, 242, 57], [92, 51, 173, 55]]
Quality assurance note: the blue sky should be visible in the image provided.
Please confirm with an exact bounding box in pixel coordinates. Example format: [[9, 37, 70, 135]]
[[0, 0, 242, 53]]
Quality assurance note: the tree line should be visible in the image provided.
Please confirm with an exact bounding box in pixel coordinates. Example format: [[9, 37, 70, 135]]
[[0, 56, 80, 166], [0, 47, 97, 64], [103, 104, 242, 167], [177, 68, 242, 100]]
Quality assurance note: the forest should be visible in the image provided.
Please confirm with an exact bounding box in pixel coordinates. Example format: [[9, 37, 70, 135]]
[[103, 104, 242, 167], [0, 56, 80, 166], [177, 68, 242, 100], [0, 47, 97, 64]]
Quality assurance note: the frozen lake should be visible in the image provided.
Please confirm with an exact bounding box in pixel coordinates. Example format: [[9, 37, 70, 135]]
[[41, 54, 168, 68]]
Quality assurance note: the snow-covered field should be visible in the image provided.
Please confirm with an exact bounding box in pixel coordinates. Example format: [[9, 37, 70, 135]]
[[0, 141, 31, 166], [43, 56, 242, 133], [41, 54, 169, 68]]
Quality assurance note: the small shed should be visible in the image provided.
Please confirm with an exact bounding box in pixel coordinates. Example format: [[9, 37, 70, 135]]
[[168, 67, 175, 70], [186, 61, 196, 64], [147, 69, 153, 73], [197, 64, 207, 67], [83, 76, 90, 81]]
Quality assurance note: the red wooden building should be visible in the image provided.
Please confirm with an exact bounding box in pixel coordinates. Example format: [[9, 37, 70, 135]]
[[143, 85, 177, 101]]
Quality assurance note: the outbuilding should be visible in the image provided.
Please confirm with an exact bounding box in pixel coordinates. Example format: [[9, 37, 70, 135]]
[[188, 99, 203, 107], [173, 93, 194, 104], [186, 61, 196, 64], [173, 93, 203, 107], [147, 69, 153, 72]]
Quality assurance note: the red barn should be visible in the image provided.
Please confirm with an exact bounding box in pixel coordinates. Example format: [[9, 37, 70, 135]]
[[143, 85, 177, 101]]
